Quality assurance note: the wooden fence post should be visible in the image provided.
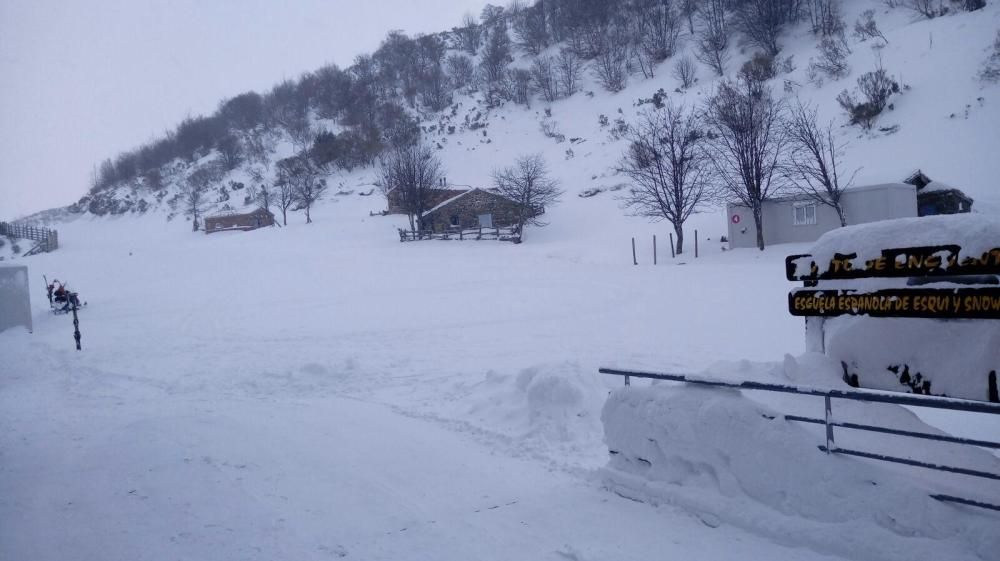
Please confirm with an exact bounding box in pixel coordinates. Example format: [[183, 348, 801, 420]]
[[695, 230, 699, 258], [669, 233, 675, 258], [653, 235, 657, 265], [632, 237, 638, 265]]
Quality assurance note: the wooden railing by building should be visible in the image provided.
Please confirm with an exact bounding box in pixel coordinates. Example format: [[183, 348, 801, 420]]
[[0, 221, 59, 255], [398, 226, 521, 243]]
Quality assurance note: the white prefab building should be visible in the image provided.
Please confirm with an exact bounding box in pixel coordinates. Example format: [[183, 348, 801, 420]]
[[726, 183, 918, 250]]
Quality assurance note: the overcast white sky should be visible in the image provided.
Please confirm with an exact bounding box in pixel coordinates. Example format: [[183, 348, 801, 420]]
[[0, 0, 490, 217]]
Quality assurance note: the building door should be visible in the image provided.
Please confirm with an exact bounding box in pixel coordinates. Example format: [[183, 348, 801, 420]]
[[478, 213, 493, 228]]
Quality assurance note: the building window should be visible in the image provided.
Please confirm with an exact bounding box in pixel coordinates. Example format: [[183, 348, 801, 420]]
[[793, 203, 817, 226], [450, 215, 460, 227]]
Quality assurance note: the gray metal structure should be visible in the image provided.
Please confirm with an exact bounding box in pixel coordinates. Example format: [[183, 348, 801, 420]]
[[726, 183, 918, 250], [0, 265, 32, 333]]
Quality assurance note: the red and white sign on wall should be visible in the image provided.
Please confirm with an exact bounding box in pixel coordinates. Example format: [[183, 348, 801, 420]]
[[731, 214, 741, 224]]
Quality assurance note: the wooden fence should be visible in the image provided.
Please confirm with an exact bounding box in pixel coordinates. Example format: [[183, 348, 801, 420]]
[[0, 221, 59, 255], [399, 226, 520, 243]]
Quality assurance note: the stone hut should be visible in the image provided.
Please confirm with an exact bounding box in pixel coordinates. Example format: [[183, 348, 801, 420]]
[[903, 170, 974, 216], [204, 208, 275, 234], [420, 188, 540, 232]]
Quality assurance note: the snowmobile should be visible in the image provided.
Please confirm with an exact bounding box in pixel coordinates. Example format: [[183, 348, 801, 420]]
[[45, 277, 86, 314]]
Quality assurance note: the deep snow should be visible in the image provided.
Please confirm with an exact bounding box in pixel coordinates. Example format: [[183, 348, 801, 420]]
[[3, 189, 999, 560]]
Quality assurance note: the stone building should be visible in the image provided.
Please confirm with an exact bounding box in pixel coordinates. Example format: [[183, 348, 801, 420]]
[[420, 188, 540, 232], [204, 208, 274, 234]]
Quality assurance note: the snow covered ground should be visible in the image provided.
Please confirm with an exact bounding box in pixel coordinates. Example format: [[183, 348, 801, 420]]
[[2, 190, 998, 560]]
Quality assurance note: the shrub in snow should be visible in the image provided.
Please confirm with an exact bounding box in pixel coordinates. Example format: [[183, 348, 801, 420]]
[[979, 30, 1000, 84], [837, 64, 899, 129], [694, 0, 729, 76], [672, 56, 698, 90], [555, 48, 583, 96], [807, 37, 851, 85], [739, 52, 778, 93], [852, 10, 888, 44], [445, 54, 475, 91], [530, 56, 559, 102]]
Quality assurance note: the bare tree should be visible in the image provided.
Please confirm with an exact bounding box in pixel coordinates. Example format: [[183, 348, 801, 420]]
[[480, 22, 513, 85], [184, 168, 213, 232], [456, 13, 482, 54], [530, 56, 559, 102], [704, 78, 788, 250], [555, 48, 584, 96], [617, 103, 713, 254], [491, 154, 563, 241], [900, 0, 943, 19], [679, 0, 699, 34], [735, 0, 801, 56], [216, 134, 243, 170], [512, 2, 549, 55], [695, 0, 729, 76], [446, 54, 476, 90], [673, 56, 698, 89], [378, 143, 445, 232], [783, 99, 857, 226], [630, 0, 683, 63], [592, 27, 630, 92], [276, 156, 328, 224], [504, 68, 533, 106], [255, 181, 274, 217], [808, 0, 846, 37], [274, 173, 296, 226]]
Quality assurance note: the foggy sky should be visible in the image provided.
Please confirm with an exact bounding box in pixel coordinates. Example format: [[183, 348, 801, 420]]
[[0, 0, 489, 217]]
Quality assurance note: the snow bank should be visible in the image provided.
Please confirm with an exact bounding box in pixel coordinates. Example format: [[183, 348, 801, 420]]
[[448, 362, 609, 466], [827, 316, 1000, 401], [601, 384, 1000, 561]]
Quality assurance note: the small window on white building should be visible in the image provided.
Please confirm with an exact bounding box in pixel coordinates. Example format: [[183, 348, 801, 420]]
[[793, 203, 817, 226]]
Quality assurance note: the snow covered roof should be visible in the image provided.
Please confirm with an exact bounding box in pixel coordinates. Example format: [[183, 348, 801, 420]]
[[807, 213, 1000, 269], [420, 189, 473, 216], [921, 180, 960, 193], [420, 187, 513, 217]]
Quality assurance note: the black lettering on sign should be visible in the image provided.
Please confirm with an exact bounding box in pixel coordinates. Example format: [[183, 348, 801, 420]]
[[786, 246, 1000, 282], [788, 288, 1000, 319]]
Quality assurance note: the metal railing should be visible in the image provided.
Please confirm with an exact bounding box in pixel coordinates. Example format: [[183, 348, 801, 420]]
[[600, 367, 1000, 512]]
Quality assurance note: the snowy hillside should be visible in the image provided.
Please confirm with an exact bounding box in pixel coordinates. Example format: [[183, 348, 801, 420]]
[[13, 0, 1000, 236]]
